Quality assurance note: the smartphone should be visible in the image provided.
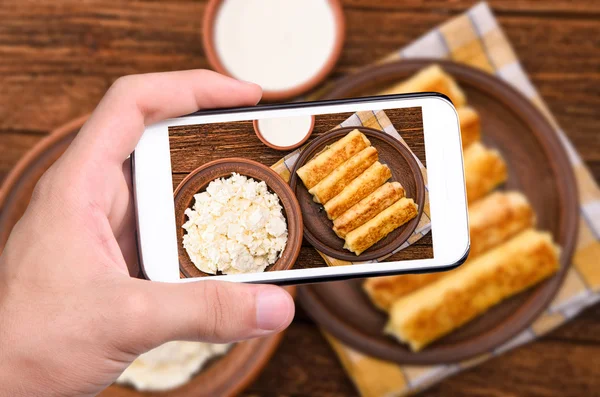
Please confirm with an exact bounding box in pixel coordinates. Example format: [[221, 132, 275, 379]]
[[132, 93, 469, 284]]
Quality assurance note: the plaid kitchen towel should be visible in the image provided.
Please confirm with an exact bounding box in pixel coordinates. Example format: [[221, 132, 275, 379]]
[[276, 2, 600, 396], [271, 109, 432, 266]]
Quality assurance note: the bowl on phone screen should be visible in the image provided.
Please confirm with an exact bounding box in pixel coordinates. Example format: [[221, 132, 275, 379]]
[[173, 158, 303, 278]]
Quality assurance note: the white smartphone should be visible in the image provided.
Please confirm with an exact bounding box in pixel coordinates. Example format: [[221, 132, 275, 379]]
[[132, 93, 469, 284]]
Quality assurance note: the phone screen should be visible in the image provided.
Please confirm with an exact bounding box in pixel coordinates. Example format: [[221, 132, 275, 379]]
[[168, 107, 432, 278]]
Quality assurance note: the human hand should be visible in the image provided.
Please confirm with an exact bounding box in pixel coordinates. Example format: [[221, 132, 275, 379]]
[[0, 70, 295, 397]]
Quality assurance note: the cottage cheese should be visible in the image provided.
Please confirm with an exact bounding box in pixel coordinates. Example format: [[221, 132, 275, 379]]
[[116, 341, 230, 391], [182, 173, 288, 274]]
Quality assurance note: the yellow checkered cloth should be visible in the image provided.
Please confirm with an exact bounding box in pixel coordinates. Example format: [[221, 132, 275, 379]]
[[271, 109, 431, 266], [275, 2, 600, 396]]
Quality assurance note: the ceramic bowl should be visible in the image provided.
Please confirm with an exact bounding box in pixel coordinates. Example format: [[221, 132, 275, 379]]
[[202, 0, 346, 101], [252, 115, 315, 151], [174, 158, 303, 277]]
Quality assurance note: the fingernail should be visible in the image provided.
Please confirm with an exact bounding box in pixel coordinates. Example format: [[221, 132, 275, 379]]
[[256, 289, 292, 331], [241, 80, 262, 91]]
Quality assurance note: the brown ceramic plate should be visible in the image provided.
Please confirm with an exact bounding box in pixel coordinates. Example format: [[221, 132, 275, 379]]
[[0, 118, 295, 396], [202, 0, 345, 101], [174, 158, 303, 278], [297, 59, 579, 364], [289, 127, 425, 261]]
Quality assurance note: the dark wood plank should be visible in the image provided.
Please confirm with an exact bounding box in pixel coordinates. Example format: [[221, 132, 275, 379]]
[[0, 132, 43, 182], [0, 76, 107, 134], [426, 331, 600, 397], [168, 107, 425, 176], [241, 320, 358, 397], [0, 2, 598, 153]]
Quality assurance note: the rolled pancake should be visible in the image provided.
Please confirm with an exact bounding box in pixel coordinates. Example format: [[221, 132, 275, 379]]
[[458, 106, 480, 149], [385, 229, 560, 351], [464, 142, 507, 203], [344, 197, 418, 256], [333, 182, 405, 238], [324, 161, 392, 220], [469, 191, 536, 256], [378, 65, 467, 108], [363, 190, 536, 311], [309, 146, 378, 204], [296, 129, 371, 189], [363, 273, 447, 313]]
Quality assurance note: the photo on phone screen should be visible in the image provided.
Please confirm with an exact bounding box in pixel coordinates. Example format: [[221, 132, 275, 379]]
[[168, 107, 432, 278]]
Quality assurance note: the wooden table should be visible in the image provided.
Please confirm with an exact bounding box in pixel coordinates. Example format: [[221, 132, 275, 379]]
[[1, 1, 598, 395]]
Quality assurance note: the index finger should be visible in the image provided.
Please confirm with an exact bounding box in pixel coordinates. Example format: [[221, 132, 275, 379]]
[[65, 70, 262, 166]]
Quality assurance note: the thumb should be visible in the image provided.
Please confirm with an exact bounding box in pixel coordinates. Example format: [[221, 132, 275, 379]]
[[119, 279, 295, 353]]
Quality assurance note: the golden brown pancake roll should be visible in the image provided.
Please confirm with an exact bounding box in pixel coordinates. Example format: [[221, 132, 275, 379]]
[[379, 65, 477, 147], [309, 146, 378, 204], [457, 106, 481, 149], [333, 182, 405, 238], [363, 273, 445, 313], [363, 190, 536, 311], [296, 129, 371, 189], [385, 229, 560, 351], [324, 161, 392, 220], [379, 65, 467, 108], [464, 142, 507, 203], [468, 191, 536, 256], [344, 197, 418, 255]]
